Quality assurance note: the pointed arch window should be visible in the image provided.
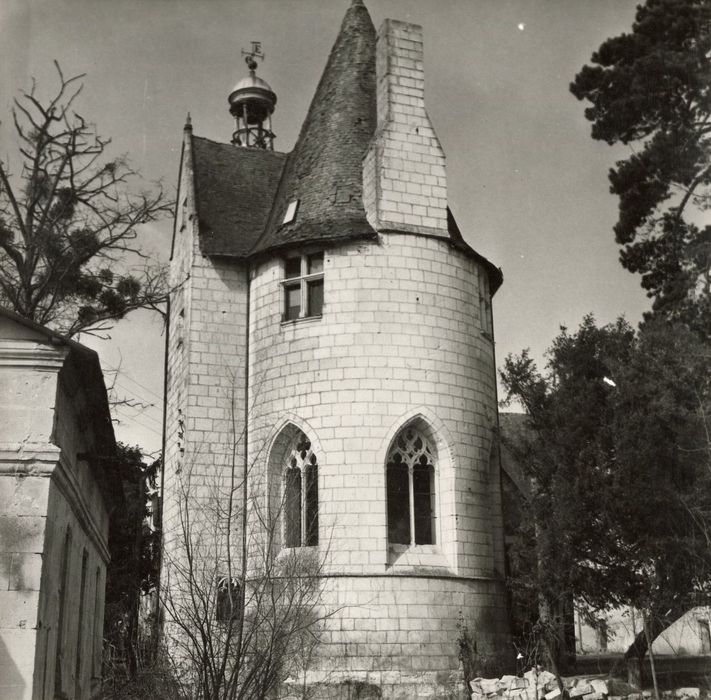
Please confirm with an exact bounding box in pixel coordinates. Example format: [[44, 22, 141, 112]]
[[216, 576, 240, 623], [284, 431, 318, 547], [387, 427, 436, 545]]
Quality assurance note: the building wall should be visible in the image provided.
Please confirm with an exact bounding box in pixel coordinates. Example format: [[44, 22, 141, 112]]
[[247, 234, 509, 687], [576, 606, 711, 657], [0, 319, 110, 700], [163, 135, 249, 599]]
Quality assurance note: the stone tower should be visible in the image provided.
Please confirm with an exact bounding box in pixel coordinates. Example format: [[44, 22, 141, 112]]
[[163, 2, 510, 696]]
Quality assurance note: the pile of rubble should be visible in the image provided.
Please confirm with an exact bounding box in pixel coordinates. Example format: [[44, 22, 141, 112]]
[[470, 670, 703, 700]]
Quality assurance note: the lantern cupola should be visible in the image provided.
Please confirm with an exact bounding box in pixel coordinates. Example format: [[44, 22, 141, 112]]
[[228, 43, 277, 150]]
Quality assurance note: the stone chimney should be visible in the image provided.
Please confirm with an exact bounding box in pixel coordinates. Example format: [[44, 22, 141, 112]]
[[363, 19, 448, 235]]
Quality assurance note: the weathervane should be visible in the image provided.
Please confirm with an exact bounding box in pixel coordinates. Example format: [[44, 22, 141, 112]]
[[241, 41, 264, 72], [229, 40, 276, 150]]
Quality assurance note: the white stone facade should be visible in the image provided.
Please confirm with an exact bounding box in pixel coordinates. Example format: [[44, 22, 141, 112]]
[[364, 21, 448, 235], [162, 8, 510, 697], [0, 313, 111, 700]]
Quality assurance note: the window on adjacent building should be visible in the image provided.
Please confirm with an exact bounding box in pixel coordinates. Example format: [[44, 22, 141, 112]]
[[478, 272, 493, 336], [75, 549, 88, 697], [281, 252, 324, 321], [284, 431, 319, 547], [92, 567, 102, 680], [595, 619, 608, 652], [699, 619, 711, 654], [387, 427, 436, 546], [55, 526, 73, 694], [216, 577, 240, 623]]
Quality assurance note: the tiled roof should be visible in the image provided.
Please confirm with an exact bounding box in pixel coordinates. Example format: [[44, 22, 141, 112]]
[[251, 0, 378, 255], [188, 0, 502, 293], [192, 136, 286, 257], [447, 209, 503, 293]]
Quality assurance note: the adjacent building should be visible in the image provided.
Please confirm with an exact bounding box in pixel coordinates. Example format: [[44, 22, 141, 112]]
[[0, 308, 117, 700]]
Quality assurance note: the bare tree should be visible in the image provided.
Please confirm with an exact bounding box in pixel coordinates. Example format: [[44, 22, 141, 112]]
[[159, 390, 334, 700], [0, 61, 171, 337]]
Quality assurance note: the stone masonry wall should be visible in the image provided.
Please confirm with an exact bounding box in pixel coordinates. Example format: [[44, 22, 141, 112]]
[[163, 132, 249, 590], [363, 19, 448, 235], [246, 234, 508, 689], [0, 323, 109, 700]]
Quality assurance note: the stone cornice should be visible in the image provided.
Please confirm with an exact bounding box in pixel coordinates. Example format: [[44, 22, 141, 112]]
[[0, 442, 111, 562], [0, 339, 68, 371], [0, 442, 62, 470]]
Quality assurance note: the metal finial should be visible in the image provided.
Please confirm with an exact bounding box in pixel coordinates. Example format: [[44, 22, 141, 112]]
[[241, 41, 264, 73], [184, 112, 192, 130]]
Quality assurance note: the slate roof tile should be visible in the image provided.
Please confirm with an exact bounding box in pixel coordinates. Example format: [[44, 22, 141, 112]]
[[251, 0, 378, 255], [192, 136, 286, 257]]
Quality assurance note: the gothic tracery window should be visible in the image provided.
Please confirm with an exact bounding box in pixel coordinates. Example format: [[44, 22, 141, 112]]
[[386, 427, 436, 546], [284, 431, 319, 547], [216, 576, 240, 623]]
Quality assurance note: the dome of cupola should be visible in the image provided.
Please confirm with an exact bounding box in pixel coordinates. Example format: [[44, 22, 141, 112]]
[[228, 72, 277, 124], [228, 52, 277, 150]]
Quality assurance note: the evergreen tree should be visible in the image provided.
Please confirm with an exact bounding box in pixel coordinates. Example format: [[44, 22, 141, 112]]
[[501, 316, 711, 681], [570, 0, 711, 333]]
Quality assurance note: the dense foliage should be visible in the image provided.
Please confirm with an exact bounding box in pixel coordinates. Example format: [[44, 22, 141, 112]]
[[501, 316, 711, 672], [104, 445, 160, 678], [570, 0, 711, 333]]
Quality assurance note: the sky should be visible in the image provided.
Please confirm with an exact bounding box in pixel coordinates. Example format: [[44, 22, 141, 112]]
[[0, 0, 651, 456]]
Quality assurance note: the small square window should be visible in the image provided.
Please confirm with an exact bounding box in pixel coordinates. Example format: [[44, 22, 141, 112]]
[[307, 278, 324, 317], [284, 283, 301, 320], [307, 252, 323, 275], [285, 257, 301, 279], [281, 252, 325, 322], [283, 199, 299, 225]]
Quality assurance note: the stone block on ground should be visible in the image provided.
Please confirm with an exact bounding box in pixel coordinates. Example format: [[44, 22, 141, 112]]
[[674, 689, 700, 699], [479, 678, 500, 695], [509, 688, 537, 700], [590, 679, 609, 696], [538, 672, 557, 688]]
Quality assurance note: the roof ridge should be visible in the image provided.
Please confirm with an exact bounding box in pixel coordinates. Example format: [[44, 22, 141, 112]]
[[191, 133, 288, 158]]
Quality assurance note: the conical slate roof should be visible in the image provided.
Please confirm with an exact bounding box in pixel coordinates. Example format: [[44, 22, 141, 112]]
[[251, 0, 378, 254], [187, 0, 502, 291]]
